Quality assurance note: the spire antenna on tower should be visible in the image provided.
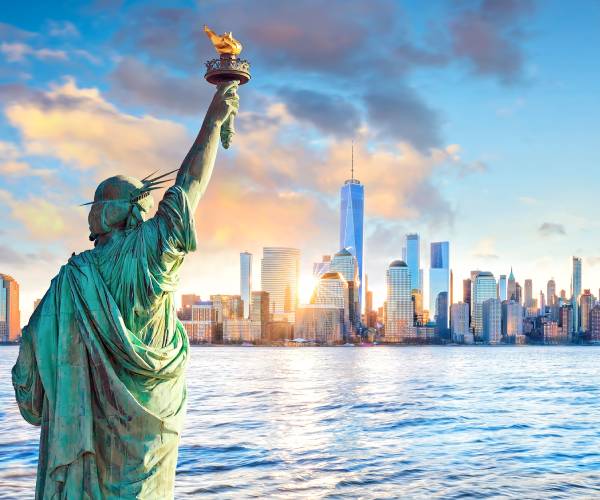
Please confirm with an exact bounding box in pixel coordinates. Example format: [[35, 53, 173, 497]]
[[351, 140, 354, 181]]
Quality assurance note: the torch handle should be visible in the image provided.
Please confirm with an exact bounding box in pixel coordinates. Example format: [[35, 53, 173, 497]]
[[220, 111, 236, 149]]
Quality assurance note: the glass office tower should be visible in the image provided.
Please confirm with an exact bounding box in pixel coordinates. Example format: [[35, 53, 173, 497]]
[[472, 271, 497, 337], [340, 178, 364, 312], [240, 252, 252, 319], [385, 260, 414, 342], [405, 234, 421, 292], [429, 241, 450, 331], [572, 256, 582, 333], [498, 274, 507, 301], [260, 247, 300, 323]]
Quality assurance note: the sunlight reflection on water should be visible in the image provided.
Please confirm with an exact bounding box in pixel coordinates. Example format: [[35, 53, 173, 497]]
[[2, 345, 600, 499]]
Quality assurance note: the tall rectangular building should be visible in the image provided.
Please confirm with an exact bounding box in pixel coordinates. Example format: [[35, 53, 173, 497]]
[[450, 302, 471, 344], [261, 247, 300, 323], [572, 257, 582, 334], [482, 298, 502, 344], [385, 260, 415, 342], [472, 272, 496, 337], [240, 252, 252, 318], [180, 293, 200, 321], [502, 300, 523, 342], [340, 178, 364, 312], [0, 274, 20, 342], [498, 275, 507, 301], [524, 279, 533, 307], [405, 234, 420, 292], [429, 242, 450, 331], [590, 304, 600, 342], [250, 291, 270, 341]]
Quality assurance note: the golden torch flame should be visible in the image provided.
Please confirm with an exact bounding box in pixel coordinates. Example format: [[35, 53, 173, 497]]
[[203, 25, 243, 56]]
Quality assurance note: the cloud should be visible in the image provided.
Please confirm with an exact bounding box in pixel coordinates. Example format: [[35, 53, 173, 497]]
[[519, 195, 538, 205], [0, 189, 84, 241], [4, 78, 190, 175], [1, 79, 484, 320], [449, 0, 535, 83], [224, 102, 458, 225], [0, 244, 27, 265], [472, 237, 500, 260], [0, 42, 68, 63], [278, 88, 361, 138], [47, 20, 80, 38], [0, 161, 54, 178], [108, 1, 535, 153], [538, 222, 566, 237], [109, 57, 212, 116], [364, 84, 442, 150], [0, 22, 34, 41]]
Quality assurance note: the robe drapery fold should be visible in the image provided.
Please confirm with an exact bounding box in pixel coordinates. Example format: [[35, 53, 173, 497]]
[[12, 186, 196, 499]]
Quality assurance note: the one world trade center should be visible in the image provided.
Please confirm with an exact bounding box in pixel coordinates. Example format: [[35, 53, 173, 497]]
[[339, 173, 364, 313]]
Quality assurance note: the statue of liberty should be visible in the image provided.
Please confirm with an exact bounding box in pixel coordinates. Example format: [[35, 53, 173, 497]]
[[11, 80, 240, 498]]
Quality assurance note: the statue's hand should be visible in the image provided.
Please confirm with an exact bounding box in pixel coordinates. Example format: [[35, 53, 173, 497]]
[[207, 81, 239, 126]]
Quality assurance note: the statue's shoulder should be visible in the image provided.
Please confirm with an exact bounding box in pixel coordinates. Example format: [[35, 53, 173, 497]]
[[65, 249, 96, 273]]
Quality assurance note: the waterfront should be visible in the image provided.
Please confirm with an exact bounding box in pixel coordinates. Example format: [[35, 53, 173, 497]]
[[2, 345, 600, 498]]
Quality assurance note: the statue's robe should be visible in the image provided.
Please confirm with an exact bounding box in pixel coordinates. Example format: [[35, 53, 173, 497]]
[[12, 186, 196, 499]]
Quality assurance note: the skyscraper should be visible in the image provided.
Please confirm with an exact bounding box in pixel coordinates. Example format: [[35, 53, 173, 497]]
[[524, 279, 533, 307], [482, 298, 502, 344], [572, 256, 582, 334], [515, 282, 522, 305], [311, 271, 351, 339], [429, 242, 450, 331], [385, 260, 414, 342], [507, 268, 516, 301], [539, 290, 546, 314], [590, 304, 600, 342], [502, 300, 523, 342], [365, 274, 372, 313], [261, 247, 300, 322], [472, 272, 496, 338], [580, 289, 593, 333], [547, 279, 556, 306], [450, 302, 471, 344], [313, 255, 331, 278], [498, 274, 507, 301], [463, 277, 474, 325], [405, 234, 421, 292], [330, 248, 359, 326], [340, 173, 364, 312], [412, 289, 424, 325], [295, 305, 345, 344], [560, 303, 573, 339], [180, 293, 200, 321], [572, 257, 582, 299], [240, 252, 252, 318], [0, 274, 20, 342], [250, 291, 270, 340]]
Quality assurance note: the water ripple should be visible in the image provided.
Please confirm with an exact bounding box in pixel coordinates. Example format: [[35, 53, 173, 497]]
[[3, 345, 600, 498]]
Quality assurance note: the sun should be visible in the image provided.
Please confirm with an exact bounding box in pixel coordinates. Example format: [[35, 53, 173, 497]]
[[298, 273, 319, 305]]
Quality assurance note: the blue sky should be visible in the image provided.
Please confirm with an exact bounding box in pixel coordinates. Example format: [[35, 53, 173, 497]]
[[1, 0, 600, 322]]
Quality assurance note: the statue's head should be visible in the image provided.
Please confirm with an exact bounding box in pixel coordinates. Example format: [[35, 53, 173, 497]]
[[87, 175, 155, 243]]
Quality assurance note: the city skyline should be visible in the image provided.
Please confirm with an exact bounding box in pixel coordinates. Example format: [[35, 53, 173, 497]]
[[1, 2, 600, 324]]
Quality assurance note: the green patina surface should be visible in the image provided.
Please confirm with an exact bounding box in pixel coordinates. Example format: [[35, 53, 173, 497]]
[[13, 187, 195, 498], [11, 81, 241, 499]]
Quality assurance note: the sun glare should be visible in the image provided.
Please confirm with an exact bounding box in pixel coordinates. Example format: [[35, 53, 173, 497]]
[[299, 273, 318, 305]]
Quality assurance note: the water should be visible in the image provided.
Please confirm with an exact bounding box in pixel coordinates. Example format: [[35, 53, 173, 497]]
[[2, 345, 600, 499]]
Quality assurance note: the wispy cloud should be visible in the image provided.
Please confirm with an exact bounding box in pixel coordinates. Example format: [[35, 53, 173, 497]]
[[1, 42, 68, 63], [538, 222, 566, 237]]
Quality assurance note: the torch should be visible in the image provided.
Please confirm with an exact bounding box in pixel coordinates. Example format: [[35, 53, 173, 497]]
[[203, 25, 251, 149]]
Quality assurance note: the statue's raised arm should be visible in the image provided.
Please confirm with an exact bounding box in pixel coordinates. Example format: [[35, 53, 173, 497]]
[[175, 81, 239, 211]]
